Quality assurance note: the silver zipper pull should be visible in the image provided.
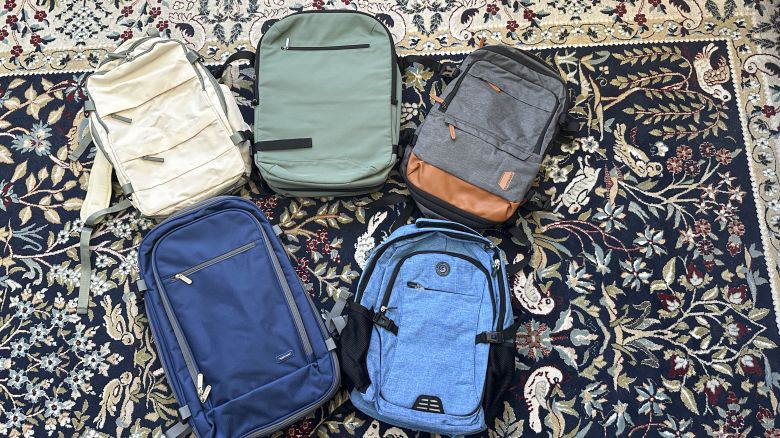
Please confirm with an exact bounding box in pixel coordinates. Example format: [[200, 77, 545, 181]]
[[175, 273, 192, 285], [493, 259, 501, 275], [407, 281, 423, 289], [282, 37, 290, 50], [196, 373, 211, 403], [379, 305, 387, 313]]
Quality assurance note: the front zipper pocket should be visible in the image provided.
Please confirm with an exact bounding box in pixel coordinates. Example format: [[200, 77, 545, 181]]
[[150, 209, 316, 407], [168, 241, 257, 284], [282, 38, 370, 51]]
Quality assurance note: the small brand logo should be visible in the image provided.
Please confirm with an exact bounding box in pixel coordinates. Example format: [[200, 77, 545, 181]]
[[499, 171, 514, 190], [435, 262, 450, 277], [276, 350, 293, 362]]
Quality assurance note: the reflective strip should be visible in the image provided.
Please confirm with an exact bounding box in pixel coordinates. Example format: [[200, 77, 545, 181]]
[[77, 200, 133, 315]]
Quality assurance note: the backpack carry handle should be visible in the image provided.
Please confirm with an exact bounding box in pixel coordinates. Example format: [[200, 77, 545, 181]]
[[213, 50, 255, 83], [414, 218, 482, 237]]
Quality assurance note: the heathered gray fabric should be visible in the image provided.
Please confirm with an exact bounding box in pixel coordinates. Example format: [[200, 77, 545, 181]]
[[409, 47, 567, 201]]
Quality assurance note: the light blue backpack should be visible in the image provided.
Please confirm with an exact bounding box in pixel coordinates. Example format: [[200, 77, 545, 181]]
[[338, 219, 517, 436]]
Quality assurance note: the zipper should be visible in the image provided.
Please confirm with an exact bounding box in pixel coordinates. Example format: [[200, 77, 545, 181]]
[[375, 250, 496, 324], [151, 256, 211, 405], [406, 281, 474, 297], [354, 230, 492, 304], [254, 10, 398, 106], [168, 241, 257, 284], [282, 38, 370, 51], [257, 222, 314, 360]]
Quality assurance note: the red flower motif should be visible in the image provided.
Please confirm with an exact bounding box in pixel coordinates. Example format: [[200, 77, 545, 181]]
[[694, 219, 711, 235], [667, 355, 689, 377], [715, 148, 733, 165], [149, 7, 161, 18], [285, 418, 313, 438], [486, 3, 499, 15], [766, 428, 780, 438], [762, 105, 777, 117], [703, 258, 715, 272], [697, 239, 714, 255], [614, 2, 627, 16], [34, 10, 46, 21], [3, 0, 15, 10], [10, 44, 22, 57], [658, 293, 681, 312], [728, 285, 747, 304], [727, 241, 742, 256], [727, 321, 749, 338], [507, 19, 519, 31], [684, 160, 700, 175], [0, 28, 8, 41], [2, 182, 13, 208], [121, 6, 133, 17], [667, 156, 683, 173], [687, 263, 704, 286], [523, 9, 536, 21], [699, 142, 716, 157], [121, 29, 133, 40], [155, 20, 169, 31], [295, 258, 311, 283], [740, 354, 763, 375], [633, 13, 647, 26], [757, 407, 773, 423], [29, 33, 42, 46], [728, 220, 745, 236], [313, 0, 324, 9], [704, 379, 723, 404], [341, 0, 350, 4], [5, 14, 17, 25], [676, 144, 693, 160], [649, 0, 661, 5]]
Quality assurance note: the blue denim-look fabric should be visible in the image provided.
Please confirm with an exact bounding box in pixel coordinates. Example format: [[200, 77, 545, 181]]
[[349, 219, 513, 437]]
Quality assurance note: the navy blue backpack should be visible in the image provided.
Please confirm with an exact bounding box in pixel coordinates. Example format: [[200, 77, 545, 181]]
[[138, 196, 339, 437]]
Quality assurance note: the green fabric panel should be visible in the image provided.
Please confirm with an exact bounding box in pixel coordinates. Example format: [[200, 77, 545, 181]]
[[254, 12, 398, 193]]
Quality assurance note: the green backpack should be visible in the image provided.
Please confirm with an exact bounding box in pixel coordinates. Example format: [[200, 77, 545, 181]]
[[217, 11, 401, 197]]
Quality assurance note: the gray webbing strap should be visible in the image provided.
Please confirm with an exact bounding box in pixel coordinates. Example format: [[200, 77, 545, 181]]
[[77, 199, 133, 315], [230, 131, 252, 145], [272, 225, 283, 237], [146, 27, 160, 38], [69, 118, 92, 161], [177, 405, 191, 421], [121, 183, 134, 196], [164, 422, 191, 438], [186, 50, 202, 64], [136, 279, 147, 291], [83, 100, 96, 112], [323, 291, 352, 335], [325, 337, 337, 351]]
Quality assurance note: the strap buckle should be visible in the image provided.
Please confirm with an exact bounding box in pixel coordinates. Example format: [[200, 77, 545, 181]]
[[372, 312, 398, 335], [486, 332, 503, 343]]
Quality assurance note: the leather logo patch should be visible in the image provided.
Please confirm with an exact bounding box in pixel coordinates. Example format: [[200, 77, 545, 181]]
[[499, 171, 514, 190]]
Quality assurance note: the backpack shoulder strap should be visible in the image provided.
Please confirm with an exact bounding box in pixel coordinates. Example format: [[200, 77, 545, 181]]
[[76, 151, 132, 315]]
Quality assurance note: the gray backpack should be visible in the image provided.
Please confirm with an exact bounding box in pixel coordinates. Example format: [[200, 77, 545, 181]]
[[401, 46, 571, 229]]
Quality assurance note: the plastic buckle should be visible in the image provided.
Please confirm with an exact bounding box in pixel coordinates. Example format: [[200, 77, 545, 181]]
[[372, 313, 390, 328], [486, 332, 503, 343]]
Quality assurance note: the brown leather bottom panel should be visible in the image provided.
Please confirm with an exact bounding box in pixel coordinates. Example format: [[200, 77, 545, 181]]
[[406, 152, 520, 223]]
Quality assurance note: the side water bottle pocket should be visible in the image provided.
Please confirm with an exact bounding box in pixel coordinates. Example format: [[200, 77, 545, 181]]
[[338, 302, 374, 392]]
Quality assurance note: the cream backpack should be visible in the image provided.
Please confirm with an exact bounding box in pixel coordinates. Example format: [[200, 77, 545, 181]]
[[71, 31, 251, 315]]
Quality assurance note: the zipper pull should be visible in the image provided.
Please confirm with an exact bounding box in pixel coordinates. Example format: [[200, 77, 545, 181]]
[[141, 155, 164, 163], [379, 305, 387, 314], [486, 81, 501, 93], [407, 281, 423, 289], [492, 259, 501, 276], [196, 373, 211, 403], [175, 273, 192, 285], [448, 124, 456, 140], [282, 37, 289, 50]]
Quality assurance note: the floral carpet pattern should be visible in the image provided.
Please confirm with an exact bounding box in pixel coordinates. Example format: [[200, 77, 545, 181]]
[[1, 0, 780, 437]]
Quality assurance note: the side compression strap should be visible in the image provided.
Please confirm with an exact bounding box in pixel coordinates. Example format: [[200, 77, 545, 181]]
[[323, 291, 352, 335], [77, 199, 133, 315], [69, 118, 93, 161]]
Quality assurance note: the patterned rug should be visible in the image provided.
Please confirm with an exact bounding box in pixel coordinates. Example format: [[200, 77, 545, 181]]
[[2, 1, 780, 437]]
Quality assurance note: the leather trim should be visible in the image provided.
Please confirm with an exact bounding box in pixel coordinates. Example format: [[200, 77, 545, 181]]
[[406, 152, 520, 222]]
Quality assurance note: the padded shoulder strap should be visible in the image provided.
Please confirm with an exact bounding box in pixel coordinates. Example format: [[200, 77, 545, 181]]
[[80, 151, 114, 222]]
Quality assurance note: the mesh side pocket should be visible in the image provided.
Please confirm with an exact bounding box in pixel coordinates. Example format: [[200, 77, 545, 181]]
[[482, 342, 516, 422], [338, 302, 374, 393]]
